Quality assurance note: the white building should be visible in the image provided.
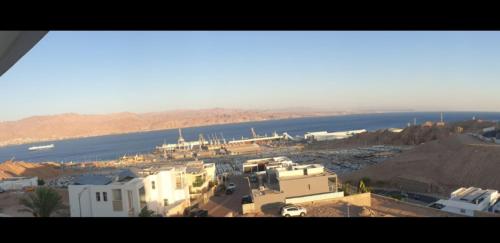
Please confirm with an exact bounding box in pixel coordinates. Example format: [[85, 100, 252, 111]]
[[0, 177, 38, 191], [388, 128, 404, 133], [274, 164, 326, 179], [242, 156, 296, 174], [492, 200, 500, 214], [429, 187, 499, 216], [68, 167, 190, 217], [185, 161, 216, 198], [304, 129, 367, 141]]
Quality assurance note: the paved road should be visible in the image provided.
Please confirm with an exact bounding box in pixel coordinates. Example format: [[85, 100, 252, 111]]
[[201, 175, 251, 217]]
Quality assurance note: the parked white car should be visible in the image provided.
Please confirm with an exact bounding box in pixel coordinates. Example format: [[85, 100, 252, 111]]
[[281, 204, 307, 217], [226, 183, 236, 190]]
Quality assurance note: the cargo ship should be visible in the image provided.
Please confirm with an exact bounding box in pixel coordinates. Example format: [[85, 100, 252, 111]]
[[28, 144, 55, 151]]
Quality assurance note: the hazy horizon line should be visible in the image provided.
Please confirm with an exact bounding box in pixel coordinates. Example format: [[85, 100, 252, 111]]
[[2, 107, 500, 123]]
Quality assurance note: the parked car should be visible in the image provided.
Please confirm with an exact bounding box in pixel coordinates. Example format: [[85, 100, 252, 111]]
[[188, 209, 209, 217], [0, 187, 5, 193], [241, 195, 253, 204], [226, 183, 236, 190], [281, 204, 307, 217], [225, 188, 235, 195]]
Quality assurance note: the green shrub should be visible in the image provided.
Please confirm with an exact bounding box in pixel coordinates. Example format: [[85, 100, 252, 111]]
[[360, 177, 371, 187], [138, 206, 156, 217], [37, 179, 45, 186], [192, 178, 206, 187], [358, 180, 371, 193]]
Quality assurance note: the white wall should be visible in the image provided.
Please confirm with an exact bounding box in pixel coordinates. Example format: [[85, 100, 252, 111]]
[[436, 199, 489, 217], [277, 169, 304, 178], [69, 169, 190, 217], [0, 177, 37, 191], [69, 179, 144, 217], [204, 163, 216, 182], [285, 191, 344, 204], [306, 167, 324, 175], [307, 130, 367, 141], [144, 170, 175, 214]]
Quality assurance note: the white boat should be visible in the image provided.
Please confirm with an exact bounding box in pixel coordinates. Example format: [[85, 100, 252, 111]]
[[28, 144, 55, 151]]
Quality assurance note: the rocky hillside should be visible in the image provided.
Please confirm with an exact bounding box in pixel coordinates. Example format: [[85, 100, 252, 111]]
[[306, 120, 497, 150], [342, 133, 500, 195]]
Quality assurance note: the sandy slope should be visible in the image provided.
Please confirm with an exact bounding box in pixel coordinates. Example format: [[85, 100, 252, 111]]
[[342, 134, 500, 195], [0, 161, 64, 179]]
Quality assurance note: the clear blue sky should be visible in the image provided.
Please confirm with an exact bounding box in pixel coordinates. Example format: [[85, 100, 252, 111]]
[[1, 31, 500, 121]]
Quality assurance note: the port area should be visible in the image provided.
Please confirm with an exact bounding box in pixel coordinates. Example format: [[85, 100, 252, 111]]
[[200, 143, 409, 176], [52, 142, 409, 185]]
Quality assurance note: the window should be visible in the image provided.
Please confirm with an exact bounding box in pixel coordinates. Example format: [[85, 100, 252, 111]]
[[308, 184, 311, 190], [139, 187, 146, 209], [152, 181, 156, 190], [164, 199, 169, 206], [96, 192, 101, 201], [112, 189, 123, 211], [176, 174, 183, 189], [103, 192, 108, 201], [328, 176, 337, 192]]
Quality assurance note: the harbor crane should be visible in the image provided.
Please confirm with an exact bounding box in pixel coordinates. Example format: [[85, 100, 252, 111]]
[[251, 127, 257, 138], [198, 133, 206, 150], [220, 132, 227, 144], [178, 128, 185, 144]]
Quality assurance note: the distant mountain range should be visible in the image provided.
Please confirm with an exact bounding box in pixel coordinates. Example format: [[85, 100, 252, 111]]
[[0, 108, 344, 147]]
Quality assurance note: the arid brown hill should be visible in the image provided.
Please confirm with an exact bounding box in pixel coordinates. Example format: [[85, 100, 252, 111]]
[[342, 134, 500, 196], [0, 108, 338, 147]]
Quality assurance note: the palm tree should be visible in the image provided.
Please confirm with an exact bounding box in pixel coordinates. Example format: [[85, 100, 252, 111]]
[[19, 187, 65, 217], [138, 206, 156, 217]]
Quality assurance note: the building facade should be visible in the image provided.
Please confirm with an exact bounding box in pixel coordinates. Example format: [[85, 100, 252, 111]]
[[185, 161, 216, 197], [304, 129, 367, 141], [243, 157, 343, 213], [68, 167, 190, 217]]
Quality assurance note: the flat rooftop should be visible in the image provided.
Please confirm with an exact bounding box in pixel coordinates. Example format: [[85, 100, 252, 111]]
[[72, 169, 138, 185], [245, 156, 291, 164], [276, 164, 335, 180], [451, 187, 498, 204], [73, 175, 113, 185], [186, 166, 204, 174]]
